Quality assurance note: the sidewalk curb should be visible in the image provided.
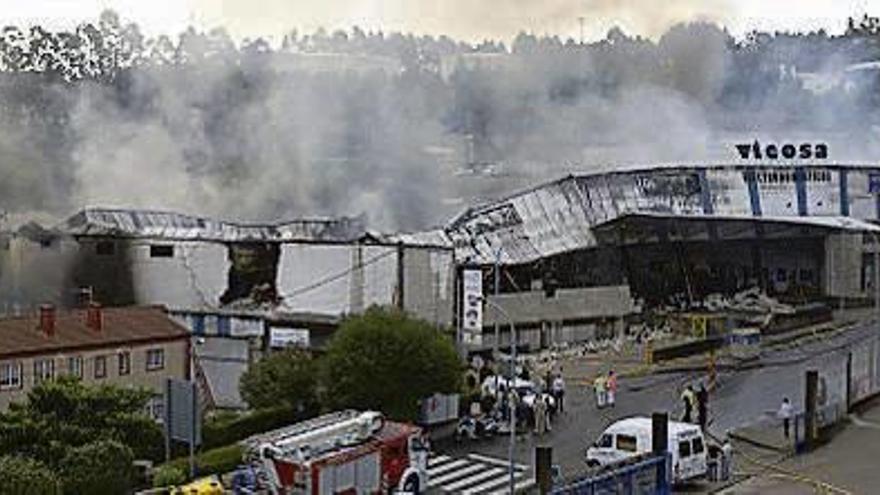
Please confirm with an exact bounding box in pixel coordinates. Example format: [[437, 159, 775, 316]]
[[727, 430, 791, 454]]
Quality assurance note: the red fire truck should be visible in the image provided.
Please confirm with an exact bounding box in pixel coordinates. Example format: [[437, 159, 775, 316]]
[[242, 410, 429, 494]]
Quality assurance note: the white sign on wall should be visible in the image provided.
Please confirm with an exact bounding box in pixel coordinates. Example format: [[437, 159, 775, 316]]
[[269, 327, 310, 348], [462, 269, 483, 345]]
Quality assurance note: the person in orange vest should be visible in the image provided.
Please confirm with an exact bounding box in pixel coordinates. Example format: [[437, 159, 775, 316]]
[[606, 370, 618, 407]]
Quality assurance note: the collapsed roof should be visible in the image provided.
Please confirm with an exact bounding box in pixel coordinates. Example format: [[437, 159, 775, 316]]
[[60, 208, 367, 243], [442, 164, 880, 265]]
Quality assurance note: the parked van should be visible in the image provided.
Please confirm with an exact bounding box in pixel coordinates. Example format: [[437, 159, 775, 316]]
[[585, 417, 708, 483]]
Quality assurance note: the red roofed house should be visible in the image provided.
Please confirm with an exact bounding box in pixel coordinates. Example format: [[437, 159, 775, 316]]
[[0, 304, 189, 416]]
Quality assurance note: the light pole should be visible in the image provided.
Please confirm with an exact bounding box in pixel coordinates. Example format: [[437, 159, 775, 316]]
[[873, 231, 879, 320], [483, 297, 517, 495], [494, 246, 502, 401]]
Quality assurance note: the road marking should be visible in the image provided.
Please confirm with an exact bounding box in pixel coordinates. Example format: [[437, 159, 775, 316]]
[[427, 463, 486, 487], [466, 453, 529, 471], [851, 414, 880, 429], [461, 470, 522, 494], [442, 467, 505, 492], [427, 458, 470, 477], [428, 454, 451, 467], [488, 477, 536, 495]]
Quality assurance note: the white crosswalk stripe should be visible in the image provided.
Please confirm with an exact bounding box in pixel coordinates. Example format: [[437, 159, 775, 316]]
[[426, 453, 535, 494]]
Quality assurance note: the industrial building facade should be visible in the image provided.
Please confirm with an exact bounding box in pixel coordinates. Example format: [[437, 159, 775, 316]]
[[435, 163, 880, 351]]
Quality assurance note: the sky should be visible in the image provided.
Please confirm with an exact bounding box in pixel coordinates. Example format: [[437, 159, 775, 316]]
[[0, 0, 875, 43]]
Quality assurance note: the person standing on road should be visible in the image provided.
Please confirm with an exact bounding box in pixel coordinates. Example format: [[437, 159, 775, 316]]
[[606, 370, 618, 407], [697, 384, 709, 430], [534, 395, 547, 435], [552, 372, 566, 413], [594, 373, 607, 409], [778, 397, 794, 438], [681, 385, 696, 423]]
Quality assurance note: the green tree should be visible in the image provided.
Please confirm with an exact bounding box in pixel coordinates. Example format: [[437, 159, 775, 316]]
[[240, 347, 319, 411], [322, 307, 462, 420], [59, 440, 134, 495], [0, 377, 164, 468], [0, 456, 62, 495]]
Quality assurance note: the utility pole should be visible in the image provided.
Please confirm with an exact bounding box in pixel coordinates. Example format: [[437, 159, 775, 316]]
[[578, 17, 585, 45], [494, 246, 502, 401]]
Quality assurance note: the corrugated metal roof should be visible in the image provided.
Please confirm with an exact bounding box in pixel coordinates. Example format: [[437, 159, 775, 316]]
[[443, 164, 880, 265], [59, 208, 367, 242]]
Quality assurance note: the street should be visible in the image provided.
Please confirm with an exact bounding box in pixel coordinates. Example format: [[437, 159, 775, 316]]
[[433, 317, 879, 492]]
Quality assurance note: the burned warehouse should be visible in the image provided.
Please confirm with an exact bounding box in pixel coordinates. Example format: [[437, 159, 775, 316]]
[[437, 163, 880, 352]]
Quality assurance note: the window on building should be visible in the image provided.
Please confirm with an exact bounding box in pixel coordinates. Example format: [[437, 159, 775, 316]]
[[146, 349, 165, 371], [0, 361, 22, 390], [67, 356, 83, 378], [149, 245, 174, 258], [95, 241, 116, 256], [118, 351, 131, 376], [94, 355, 107, 379], [34, 359, 55, 384], [217, 316, 231, 336]]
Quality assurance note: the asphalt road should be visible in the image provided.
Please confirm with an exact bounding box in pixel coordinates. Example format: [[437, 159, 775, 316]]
[[438, 319, 880, 481]]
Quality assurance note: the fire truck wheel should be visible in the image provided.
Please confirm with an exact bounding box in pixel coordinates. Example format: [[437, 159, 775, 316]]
[[402, 474, 420, 494]]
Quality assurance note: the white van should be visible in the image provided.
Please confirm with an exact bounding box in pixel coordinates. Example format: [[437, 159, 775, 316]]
[[585, 417, 708, 483]]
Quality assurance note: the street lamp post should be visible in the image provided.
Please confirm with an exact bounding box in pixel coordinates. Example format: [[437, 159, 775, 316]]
[[484, 297, 517, 495], [873, 231, 879, 320], [494, 246, 503, 401]]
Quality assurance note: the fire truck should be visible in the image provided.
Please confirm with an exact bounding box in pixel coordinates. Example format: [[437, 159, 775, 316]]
[[241, 410, 429, 494]]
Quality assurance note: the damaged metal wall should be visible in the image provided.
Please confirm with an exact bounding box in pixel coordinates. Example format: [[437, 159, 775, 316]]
[[446, 164, 880, 265], [276, 243, 454, 326]]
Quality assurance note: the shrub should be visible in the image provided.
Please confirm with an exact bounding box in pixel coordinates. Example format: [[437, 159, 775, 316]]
[[152, 465, 186, 488], [0, 456, 62, 495], [60, 440, 134, 495], [202, 406, 306, 450], [164, 444, 245, 480]]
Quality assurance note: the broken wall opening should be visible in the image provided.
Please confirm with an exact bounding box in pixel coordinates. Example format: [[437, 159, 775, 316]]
[[220, 243, 280, 306]]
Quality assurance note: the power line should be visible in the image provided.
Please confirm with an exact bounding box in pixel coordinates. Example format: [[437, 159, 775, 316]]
[[278, 248, 398, 302]]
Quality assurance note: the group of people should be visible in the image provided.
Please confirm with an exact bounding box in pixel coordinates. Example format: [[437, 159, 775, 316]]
[[680, 383, 709, 429], [490, 370, 566, 436], [593, 370, 618, 408]]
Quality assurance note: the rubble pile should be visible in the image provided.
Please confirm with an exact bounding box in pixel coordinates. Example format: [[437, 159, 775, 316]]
[[703, 287, 795, 315]]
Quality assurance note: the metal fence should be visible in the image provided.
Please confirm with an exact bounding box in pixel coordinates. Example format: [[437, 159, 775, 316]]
[[551, 455, 671, 495]]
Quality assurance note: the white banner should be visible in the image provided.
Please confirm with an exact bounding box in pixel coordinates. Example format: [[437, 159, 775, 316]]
[[462, 269, 483, 345], [269, 327, 310, 348]]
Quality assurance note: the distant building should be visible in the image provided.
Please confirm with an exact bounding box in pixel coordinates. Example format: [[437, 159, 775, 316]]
[[0, 304, 189, 414]]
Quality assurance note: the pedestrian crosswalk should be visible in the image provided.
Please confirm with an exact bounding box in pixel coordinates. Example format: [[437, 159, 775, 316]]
[[426, 453, 535, 494]]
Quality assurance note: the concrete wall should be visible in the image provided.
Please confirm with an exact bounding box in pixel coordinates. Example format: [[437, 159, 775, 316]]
[[825, 233, 863, 298], [0, 236, 78, 313], [0, 338, 188, 411], [277, 243, 454, 325], [483, 285, 635, 327]]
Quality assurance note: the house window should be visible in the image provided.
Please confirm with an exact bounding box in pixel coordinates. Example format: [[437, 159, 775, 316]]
[[146, 349, 165, 371], [95, 241, 116, 256], [118, 351, 131, 376], [67, 356, 83, 378], [150, 245, 174, 258], [34, 359, 55, 384], [94, 355, 107, 379], [0, 361, 22, 390]]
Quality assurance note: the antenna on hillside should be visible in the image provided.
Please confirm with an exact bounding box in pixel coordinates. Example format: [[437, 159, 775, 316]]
[[578, 17, 585, 45]]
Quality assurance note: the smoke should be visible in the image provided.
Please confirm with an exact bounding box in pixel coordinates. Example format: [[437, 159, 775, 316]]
[[0, 11, 878, 233], [193, 0, 733, 42]]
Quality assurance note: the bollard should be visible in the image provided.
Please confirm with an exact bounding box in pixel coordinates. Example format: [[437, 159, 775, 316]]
[[805, 370, 818, 451], [535, 445, 553, 494]]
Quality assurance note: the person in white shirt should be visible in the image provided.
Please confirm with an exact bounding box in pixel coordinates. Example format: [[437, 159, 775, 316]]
[[777, 397, 794, 438], [551, 373, 566, 413]]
